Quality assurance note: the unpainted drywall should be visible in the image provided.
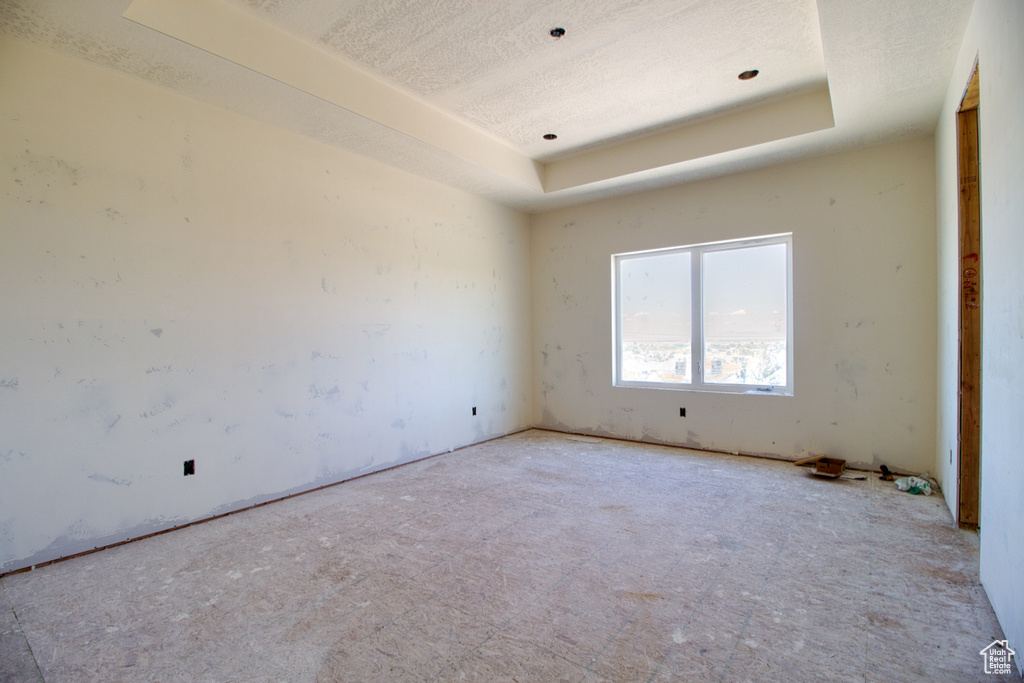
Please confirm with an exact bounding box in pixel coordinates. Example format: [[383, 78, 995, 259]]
[[0, 38, 532, 573], [935, 0, 1024, 672], [531, 138, 937, 473]]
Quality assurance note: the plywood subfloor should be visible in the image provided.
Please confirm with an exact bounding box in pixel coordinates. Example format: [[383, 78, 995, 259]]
[[1, 430, 1014, 681]]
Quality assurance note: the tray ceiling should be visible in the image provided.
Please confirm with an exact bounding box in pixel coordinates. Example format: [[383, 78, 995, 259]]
[[0, 0, 974, 212]]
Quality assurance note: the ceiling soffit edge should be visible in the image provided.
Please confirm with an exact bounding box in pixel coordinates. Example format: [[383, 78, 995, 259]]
[[123, 0, 834, 197], [545, 84, 834, 192], [123, 0, 545, 191]]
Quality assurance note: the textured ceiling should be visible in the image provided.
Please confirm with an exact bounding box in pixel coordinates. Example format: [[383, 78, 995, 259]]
[[230, 0, 828, 159], [0, 0, 975, 212]]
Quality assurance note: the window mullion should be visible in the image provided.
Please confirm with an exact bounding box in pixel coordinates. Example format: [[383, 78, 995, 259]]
[[612, 256, 622, 385], [691, 247, 704, 388]]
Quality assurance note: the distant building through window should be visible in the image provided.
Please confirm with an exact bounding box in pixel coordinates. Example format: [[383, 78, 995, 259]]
[[613, 233, 793, 394]]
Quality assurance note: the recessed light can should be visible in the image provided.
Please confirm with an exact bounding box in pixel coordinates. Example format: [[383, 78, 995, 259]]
[[543, 133, 558, 140], [738, 69, 759, 80]]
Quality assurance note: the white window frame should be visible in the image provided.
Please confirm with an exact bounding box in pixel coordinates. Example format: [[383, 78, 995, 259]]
[[612, 233, 793, 395]]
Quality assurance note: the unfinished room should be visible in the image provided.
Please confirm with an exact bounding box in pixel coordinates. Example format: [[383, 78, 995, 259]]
[[1, 0, 1022, 680]]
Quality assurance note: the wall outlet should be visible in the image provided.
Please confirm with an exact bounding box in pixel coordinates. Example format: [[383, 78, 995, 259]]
[[472, 406, 477, 416], [183, 459, 195, 476], [680, 407, 686, 417]]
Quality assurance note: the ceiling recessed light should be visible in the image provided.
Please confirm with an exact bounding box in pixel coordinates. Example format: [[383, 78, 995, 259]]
[[550, 27, 566, 39], [543, 133, 558, 140], [738, 69, 759, 81]]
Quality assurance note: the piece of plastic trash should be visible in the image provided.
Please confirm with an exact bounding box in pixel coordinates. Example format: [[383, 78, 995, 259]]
[[894, 476, 933, 495]]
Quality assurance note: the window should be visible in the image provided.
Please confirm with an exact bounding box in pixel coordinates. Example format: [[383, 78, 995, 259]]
[[613, 233, 792, 394]]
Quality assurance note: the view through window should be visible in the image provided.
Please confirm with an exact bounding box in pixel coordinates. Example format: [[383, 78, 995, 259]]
[[614, 234, 792, 393]]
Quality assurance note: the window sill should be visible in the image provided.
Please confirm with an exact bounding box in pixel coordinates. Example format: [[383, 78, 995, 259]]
[[614, 382, 793, 397]]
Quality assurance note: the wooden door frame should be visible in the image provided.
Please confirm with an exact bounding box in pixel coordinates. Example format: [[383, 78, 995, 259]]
[[956, 62, 981, 528]]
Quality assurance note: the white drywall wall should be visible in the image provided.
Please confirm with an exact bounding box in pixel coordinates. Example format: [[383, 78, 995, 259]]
[[532, 138, 937, 473], [936, 0, 1024, 671], [0, 39, 532, 573]]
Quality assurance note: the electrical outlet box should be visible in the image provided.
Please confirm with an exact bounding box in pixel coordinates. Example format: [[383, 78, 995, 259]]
[[472, 407, 477, 416], [680, 407, 686, 417], [183, 459, 195, 476]]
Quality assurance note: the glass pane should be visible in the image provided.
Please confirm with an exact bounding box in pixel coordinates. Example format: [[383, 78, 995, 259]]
[[703, 243, 787, 386], [619, 252, 691, 383]]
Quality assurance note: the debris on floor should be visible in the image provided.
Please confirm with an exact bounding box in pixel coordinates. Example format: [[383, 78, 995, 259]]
[[793, 454, 847, 478], [879, 464, 895, 481], [894, 476, 933, 495]]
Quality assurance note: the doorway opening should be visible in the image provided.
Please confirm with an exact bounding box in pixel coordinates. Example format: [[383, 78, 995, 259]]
[[956, 62, 981, 529]]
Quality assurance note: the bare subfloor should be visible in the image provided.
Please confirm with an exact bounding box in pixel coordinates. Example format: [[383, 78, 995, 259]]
[[1, 430, 1014, 682]]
